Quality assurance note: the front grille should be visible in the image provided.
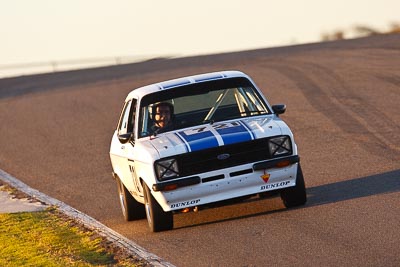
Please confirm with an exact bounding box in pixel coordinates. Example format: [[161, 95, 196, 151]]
[[176, 137, 272, 177]]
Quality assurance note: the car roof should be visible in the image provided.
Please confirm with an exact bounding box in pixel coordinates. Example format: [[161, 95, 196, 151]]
[[125, 70, 251, 101]]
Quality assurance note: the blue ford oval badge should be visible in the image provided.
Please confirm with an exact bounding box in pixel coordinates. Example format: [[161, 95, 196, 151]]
[[217, 153, 230, 160]]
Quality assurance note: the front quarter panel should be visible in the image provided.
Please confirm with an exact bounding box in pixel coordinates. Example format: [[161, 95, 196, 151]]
[[131, 139, 160, 187]]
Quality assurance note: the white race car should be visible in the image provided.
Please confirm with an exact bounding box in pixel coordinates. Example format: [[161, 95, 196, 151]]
[[109, 70, 306, 232]]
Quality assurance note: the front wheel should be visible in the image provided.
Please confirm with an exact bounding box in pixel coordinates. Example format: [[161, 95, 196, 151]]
[[116, 177, 146, 221], [143, 184, 173, 232], [280, 164, 307, 208]]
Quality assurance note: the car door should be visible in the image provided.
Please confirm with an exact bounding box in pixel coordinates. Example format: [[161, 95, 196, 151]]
[[110, 99, 141, 197]]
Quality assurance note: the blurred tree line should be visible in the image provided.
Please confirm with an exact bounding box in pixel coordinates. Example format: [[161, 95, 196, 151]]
[[321, 22, 400, 41]]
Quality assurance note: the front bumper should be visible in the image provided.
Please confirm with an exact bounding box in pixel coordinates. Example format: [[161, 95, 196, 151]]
[[152, 155, 300, 211]]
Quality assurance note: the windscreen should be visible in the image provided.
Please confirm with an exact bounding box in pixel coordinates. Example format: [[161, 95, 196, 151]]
[[138, 77, 270, 137]]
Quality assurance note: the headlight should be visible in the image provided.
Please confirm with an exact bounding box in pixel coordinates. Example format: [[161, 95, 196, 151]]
[[268, 136, 292, 157], [155, 158, 179, 181]]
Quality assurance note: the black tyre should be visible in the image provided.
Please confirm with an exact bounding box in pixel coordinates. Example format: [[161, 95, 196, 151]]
[[280, 164, 307, 208], [116, 177, 146, 221], [143, 184, 173, 232]]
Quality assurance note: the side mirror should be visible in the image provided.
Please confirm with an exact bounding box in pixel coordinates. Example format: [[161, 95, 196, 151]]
[[272, 104, 286, 115], [118, 133, 133, 144]]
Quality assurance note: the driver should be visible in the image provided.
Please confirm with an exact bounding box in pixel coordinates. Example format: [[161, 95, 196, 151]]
[[151, 102, 174, 134]]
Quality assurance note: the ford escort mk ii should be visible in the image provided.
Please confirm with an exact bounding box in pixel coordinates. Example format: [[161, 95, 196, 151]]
[[109, 70, 306, 232]]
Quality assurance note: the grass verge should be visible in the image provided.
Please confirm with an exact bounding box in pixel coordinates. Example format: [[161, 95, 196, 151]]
[[0, 208, 147, 266]]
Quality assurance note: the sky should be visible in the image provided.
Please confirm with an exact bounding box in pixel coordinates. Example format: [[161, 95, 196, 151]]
[[0, 0, 399, 76]]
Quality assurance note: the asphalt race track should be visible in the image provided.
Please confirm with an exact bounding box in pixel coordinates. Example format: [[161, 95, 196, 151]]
[[1, 34, 399, 266]]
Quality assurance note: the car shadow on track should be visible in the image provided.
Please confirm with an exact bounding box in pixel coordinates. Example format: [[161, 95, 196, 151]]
[[306, 169, 400, 207], [174, 169, 400, 230]]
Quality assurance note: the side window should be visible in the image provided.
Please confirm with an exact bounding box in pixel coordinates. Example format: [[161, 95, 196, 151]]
[[117, 99, 137, 136]]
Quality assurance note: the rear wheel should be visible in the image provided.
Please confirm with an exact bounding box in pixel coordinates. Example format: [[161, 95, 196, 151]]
[[116, 177, 146, 221], [280, 164, 307, 208], [143, 184, 173, 232]]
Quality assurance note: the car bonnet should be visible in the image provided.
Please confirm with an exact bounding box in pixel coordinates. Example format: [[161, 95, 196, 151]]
[[147, 116, 284, 159]]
